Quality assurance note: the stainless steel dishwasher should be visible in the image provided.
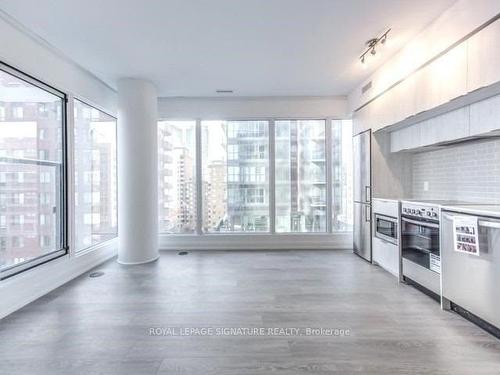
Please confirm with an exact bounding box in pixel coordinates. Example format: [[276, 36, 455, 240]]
[[441, 205, 500, 338]]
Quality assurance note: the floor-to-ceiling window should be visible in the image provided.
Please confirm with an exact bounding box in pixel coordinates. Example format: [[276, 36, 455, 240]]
[[275, 120, 327, 232], [158, 121, 197, 234], [332, 120, 353, 231], [0, 64, 67, 276], [158, 119, 353, 236], [201, 120, 270, 232], [74, 99, 117, 251]]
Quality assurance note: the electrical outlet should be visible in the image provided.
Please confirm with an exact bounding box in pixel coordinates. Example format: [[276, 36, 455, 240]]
[[423, 181, 429, 191]]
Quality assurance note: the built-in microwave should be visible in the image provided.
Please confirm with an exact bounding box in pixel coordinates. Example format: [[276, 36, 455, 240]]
[[374, 214, 398, 245]]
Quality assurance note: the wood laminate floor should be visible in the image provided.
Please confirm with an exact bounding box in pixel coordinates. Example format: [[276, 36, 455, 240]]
[[1, 250, 499, 374]]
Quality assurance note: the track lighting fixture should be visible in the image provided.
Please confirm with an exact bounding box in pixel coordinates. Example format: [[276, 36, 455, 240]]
[[359, 29, 390, 66]]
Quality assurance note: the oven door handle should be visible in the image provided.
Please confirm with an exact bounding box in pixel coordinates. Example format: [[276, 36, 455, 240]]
[[479, 220, 500, 229], [402, 217, 439, 229]]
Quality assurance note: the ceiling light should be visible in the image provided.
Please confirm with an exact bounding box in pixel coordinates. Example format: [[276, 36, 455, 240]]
[[359, 29, 391, 66]]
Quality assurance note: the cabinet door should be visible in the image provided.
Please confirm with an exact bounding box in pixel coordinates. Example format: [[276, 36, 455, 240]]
[[420, 106, 470, 146], [470, 94, 500, 135], [468, 21, 500, 91], [415, 43, 468, 114], [394, 73, 417, 124], [390, 122, 422, 152], [353, 105, 370, 135]]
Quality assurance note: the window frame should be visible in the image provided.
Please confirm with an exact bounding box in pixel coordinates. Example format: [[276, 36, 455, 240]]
[[72, 97, 118, 254], [200, 119, 271, 234], [159, 117, 352, 236], [0, 61, 69, 279]]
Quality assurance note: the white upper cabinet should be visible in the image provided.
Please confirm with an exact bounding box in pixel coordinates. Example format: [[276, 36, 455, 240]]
[[470, 94, 500, 135], [360, 20, 500, 139], [419, 106, 470, 147], [414, 43, 468, 115], [390, 106, 470, 152], [467, 21, 500, 91]]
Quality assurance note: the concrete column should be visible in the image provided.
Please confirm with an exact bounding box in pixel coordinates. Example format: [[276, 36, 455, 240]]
[[117, 78, 159, 264]]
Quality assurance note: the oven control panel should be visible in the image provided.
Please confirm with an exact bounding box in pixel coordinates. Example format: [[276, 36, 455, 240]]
[[401, 203, 439, 220]]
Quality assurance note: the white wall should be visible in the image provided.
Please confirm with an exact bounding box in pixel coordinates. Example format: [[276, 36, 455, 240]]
[[160, 234, 352, 251], [0, 12, 118, 318], [158, 96, 348, 120], [0, 11, 117, 114], [348, 0, 500, 112]]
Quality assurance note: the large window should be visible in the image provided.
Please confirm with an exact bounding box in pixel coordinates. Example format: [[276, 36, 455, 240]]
[[0, 65, 66, 275], [158, 121, 196, 233], [275, 120, 327, 232], [202, 120, 270, 232], [332, 120, 353, 231], [158, 119, 353, 235], [74, 99, 117, 251]]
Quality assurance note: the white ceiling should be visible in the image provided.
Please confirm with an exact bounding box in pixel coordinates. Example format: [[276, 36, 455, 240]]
[[0, 0, 456, 97]]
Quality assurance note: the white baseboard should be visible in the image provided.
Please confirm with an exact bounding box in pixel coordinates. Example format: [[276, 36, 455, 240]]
[[0, 239, 118, 319], [159, 233, 353, 251]]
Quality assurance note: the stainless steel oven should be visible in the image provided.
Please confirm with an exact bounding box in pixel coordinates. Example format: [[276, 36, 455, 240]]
[[400, 201, 441, 297], [374, 214, 398, 245], [401, 216, 440, 272]]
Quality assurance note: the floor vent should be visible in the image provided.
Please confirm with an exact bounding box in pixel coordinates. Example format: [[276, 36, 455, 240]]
[[178, 251, 189, 256], [89, 271, 105, 278]]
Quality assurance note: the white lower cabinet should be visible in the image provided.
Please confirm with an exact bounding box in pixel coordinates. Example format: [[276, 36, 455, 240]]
[[372, 237, 399, 278]]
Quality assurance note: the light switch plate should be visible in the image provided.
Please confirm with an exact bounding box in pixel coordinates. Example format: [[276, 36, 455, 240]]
[[423, 181, 429, 191]]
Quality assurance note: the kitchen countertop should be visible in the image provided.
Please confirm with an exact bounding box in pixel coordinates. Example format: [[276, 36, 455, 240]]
[[441, 204, 500, 218], [372, 197, 399, 202]]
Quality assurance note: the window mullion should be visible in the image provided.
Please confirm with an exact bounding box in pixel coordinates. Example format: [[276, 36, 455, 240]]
[[269, 120, 276, 234], [326, 118, 333, 233], [67, 94, 76, 256], [195, 119, 203, 235]]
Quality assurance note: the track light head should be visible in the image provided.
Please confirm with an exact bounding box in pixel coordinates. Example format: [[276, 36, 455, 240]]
[[359, 29, 390, 66]]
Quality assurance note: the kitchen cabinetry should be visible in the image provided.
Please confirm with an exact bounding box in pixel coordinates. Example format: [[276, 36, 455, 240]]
[[469, 93, 500, 135], [467, 21, 500, 92], [357, 21, 500, 142], [419, 106, 469, 146], [414, 43, 468, 115], [390, 106, 469, 152]]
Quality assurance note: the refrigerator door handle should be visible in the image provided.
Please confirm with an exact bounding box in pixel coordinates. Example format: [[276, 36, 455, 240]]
[[365, 205, 371, 223], [365, 186, 371, 203]]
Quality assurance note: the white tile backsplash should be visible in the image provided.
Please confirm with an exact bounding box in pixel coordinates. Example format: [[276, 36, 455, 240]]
[[412, 138, 500, 203]]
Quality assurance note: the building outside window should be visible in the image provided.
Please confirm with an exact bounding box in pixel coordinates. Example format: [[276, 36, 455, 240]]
[[73, 99, 117, 251], [0, 66, 66, 273], [157, 121, 197, 234], [158, 119, 353, 235], [275, 120, 327, 233], [332, 120, 353, 231], [202, 120, 270, 232]]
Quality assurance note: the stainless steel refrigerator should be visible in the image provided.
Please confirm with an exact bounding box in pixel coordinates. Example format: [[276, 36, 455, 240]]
[[353, 129, 372, 262]]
